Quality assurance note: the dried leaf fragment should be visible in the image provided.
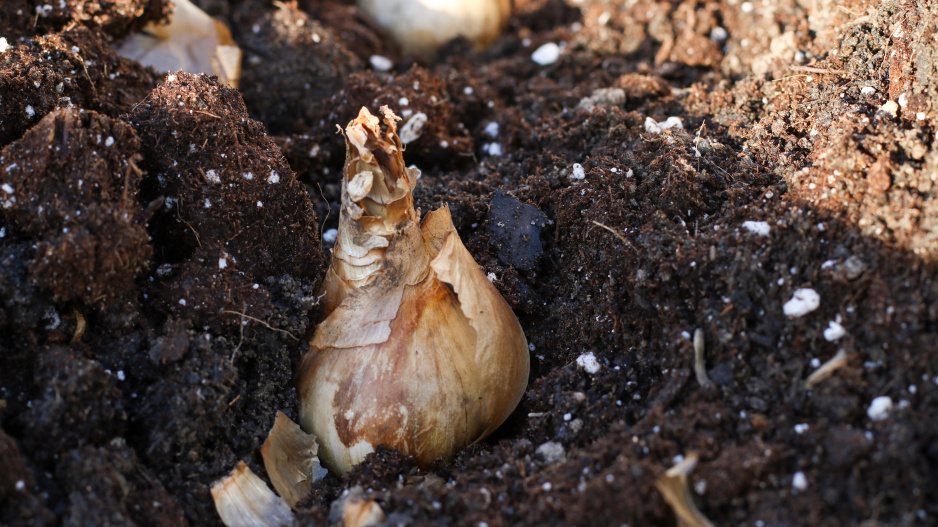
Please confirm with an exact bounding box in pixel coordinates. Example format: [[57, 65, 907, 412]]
[[211, 462, 293, 527], [116, 0, 241, 87], [260, 411, 328, 508], [654, 453, 715, 527]]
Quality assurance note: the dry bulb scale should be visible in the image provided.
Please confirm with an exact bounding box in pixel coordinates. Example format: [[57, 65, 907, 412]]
[[297, 106, 530, 475]]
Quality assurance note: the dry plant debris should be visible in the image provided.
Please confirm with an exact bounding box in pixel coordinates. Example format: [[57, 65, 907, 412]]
[[210, 462, 293, 527], [260, 411, 327, 508], [692, 328, 710, 386], [654, 453, 715, 527], [805, 349, 851, 388]]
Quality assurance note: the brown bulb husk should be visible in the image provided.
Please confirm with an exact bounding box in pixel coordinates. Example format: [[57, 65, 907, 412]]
[[298, 106, 529, 475]]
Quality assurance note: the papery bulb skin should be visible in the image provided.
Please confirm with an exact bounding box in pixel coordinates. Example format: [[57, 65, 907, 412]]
[[297, 106, 529, 475]]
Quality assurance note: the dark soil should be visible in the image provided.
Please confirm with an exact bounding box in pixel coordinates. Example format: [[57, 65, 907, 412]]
[[2, 0, 938, 525]]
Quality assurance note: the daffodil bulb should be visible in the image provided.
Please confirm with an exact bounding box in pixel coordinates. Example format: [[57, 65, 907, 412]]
[[356, 0, 511, 55], [298, 106, 529, 475]]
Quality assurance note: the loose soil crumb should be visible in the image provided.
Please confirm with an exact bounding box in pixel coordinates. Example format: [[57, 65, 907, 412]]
[[2, 0, 938, 526]]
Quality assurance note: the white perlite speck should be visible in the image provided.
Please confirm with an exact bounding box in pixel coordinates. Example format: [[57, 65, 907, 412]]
[[399, 113, 428, 145], [25, 105, 36, 118], [484, 121, 500, 137], [783, 288, 820, 317], [104, 136, 115, 147], [483, 143, 503, 156], [570, 163, 586, 180], [268, 170, 280, 184], [792, 472, 808, 491], [867, 396, 893, 421], [535, 441, 566, 464], [369, 54, 393, 71], [644, 116, 683, 134], [742, 220, 771, 236], [576, 352, 601, 374], [322, 228, 338, 244], [823, 320, 846, 341], [531, 43, 561, 65], [486, 272, 497, 282], [218, 258, 227, 269], [1, 183, 13, 194], [205, 169, 220, 183], [0, 37, 11, 54], [861, 86, 876, 95]]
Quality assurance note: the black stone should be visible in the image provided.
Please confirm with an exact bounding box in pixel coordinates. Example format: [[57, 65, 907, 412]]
[[487, 191, 547, 272]]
